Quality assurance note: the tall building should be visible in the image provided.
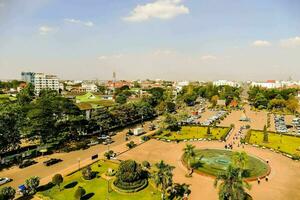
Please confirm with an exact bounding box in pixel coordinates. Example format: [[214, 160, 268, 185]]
[[21, 72, 59, 94], [21, 72, 35, 84]]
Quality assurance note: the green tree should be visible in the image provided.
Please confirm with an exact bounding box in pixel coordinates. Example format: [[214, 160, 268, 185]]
[[16, 83, 35, 105], [115, 160, 145, 187], [164, 114, 179, 131], [0, 186, 16, 200], [211, 95, 219, 107], [232, 152, 248, 171], [165, 101, 176, 113], [153, 160, 175, 199], [74, 186, 86, 200], [169, 183, 191, 200], [25, 176, 40, 195], [23, 90, 80, 144], [207, 126, 211, 135], [116, 93, 127, 104], [82, 166, 93, 180], [142, 161, 151, 169], [52, 174, 64, 191], [104, 150, 115, 160], [0, 103, 21, 153], [286, 96, 299, 113], [183, 144, 196, 169], [126, 141, 136, 149], [214, 165, 251, 200], [263, 125, 268, 143]]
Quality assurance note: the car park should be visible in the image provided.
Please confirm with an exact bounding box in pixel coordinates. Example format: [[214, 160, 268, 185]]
[[202, 110, 227, 126], [274, 115, 288, 133], [43, 158, 62, 166], [0, 177, 12, 186]]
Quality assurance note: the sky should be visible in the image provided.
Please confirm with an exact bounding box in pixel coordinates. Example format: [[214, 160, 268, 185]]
[[0, 0, 300, 81]]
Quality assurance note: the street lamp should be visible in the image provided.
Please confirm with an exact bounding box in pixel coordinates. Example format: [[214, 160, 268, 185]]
[[77, 158, 81, 170]]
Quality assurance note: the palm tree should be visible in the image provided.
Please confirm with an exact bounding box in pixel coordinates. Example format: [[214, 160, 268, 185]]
[[214, 165, 251, 200], [232, 151, 248, 172], [183, 144, 196, 169], [153, 160, 175, 199]]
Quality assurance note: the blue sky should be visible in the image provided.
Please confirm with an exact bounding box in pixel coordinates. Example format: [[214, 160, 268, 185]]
[[0, 0, 300, 80]]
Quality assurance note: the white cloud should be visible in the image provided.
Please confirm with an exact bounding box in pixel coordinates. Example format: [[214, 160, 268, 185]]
[[64, 18, 94, 27], [39, 26, 55, 35], [200, 55, 217, 61], [251, 40, 271, 47], [123, 0, 189, 22], [280, 36, 300, 48]]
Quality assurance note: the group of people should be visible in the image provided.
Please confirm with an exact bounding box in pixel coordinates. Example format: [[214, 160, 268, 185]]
[[257, 175, 269, 184], [224, 143, 233, 149]]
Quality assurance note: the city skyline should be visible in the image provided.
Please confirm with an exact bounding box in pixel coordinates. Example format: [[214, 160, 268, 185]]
[[1, 0, 300, 80]]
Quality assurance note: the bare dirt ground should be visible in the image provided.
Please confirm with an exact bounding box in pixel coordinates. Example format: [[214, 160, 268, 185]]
[[118, 139, 300, 200]]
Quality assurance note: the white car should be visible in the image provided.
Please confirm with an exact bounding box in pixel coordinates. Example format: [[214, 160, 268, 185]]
[[0, 177, 12, 186]]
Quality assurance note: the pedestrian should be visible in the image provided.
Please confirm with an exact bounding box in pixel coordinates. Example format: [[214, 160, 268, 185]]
[[257, 178, 260, 184]]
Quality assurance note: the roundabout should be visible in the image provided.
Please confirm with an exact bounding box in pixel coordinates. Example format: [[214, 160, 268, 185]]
[[182, 149, 270, 181]]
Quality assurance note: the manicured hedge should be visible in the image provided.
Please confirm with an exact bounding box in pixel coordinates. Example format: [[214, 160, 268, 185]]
[[113, 179, 148, 193]]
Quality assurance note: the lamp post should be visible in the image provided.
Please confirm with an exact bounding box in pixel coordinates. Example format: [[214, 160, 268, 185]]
[[77, 158, 81, 170]]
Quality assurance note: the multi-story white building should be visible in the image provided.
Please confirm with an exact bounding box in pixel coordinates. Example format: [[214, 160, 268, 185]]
[[213, 80, 240, 87], [34, 73, 59, 94], [250, 80, 300, 89], [81, 83, 98, 92], [21, 72, 59, 94]]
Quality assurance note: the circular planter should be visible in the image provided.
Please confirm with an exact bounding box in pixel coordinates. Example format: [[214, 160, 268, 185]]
[[182, 148, 271, 182], [112, 178, 148, 193]]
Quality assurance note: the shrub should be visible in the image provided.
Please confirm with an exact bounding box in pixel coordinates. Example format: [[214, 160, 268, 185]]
[[25, 176, 40, 195], [0, 186, 15, 200], [113, 179, 148, 193], [74, 186, 86, 200], [82, 166, 93, 180], [141, 136, 150, 142], [142, 161, 151, 169], [52, 174, 63, 191], [126, 141, 136, 149], [104, 150, 115, 160], [114, 160, 148, 191]]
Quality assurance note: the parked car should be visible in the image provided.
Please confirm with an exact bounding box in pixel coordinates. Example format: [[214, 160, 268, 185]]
[[102, 139, 113, 145], [43, 158, 62, 166], [0, 177, 12, 186], [88, 140, 99, 146], [19, 159, 37, 169], [108, 132, 116, 136], [98, 135, 110, 140]]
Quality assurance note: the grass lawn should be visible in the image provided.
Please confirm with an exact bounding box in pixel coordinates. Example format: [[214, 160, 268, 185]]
[[183, 149, 269, 179], [247, 130, 300, 156], [37, 160, 160, 200], [155, 126, 230, 141]]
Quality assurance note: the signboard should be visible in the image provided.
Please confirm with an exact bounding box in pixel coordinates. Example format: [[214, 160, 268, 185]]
[[91, 154, 98, 160]]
